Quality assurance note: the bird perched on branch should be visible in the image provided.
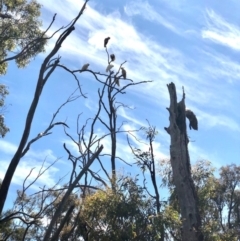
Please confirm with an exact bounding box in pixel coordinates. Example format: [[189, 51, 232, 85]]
[[80, 63, 89, 72], [104, 37, 110, 47], [185, 109, 198, 130], [121, 67, 127, 79], [106, 64, 114, 72], [110, 54, 115, 62], [114, 77, 120, 86]]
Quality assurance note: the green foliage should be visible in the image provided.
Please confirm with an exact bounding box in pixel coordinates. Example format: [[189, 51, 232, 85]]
[[0, 84, 8, 107], [0, 177, 165, 240], [0, 217, 13, 240], [0, 0, 46, 73], [0, 83, 9, 137], [159, 160, 240, 241], [0, 0, 47, 137], [79, 177, 162, 241], [0, 190, 54, 240]]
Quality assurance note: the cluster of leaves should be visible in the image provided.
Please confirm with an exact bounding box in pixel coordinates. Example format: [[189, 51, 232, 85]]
[[0, 0, 46, 73], [0, 83, 9, 137], [0, 0, 47, 138], [80, 177, 162, 241], [0, 177, 163, 241], [159, 160, 240, 241]]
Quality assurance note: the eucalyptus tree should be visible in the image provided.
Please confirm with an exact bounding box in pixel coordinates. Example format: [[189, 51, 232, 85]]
[[0, 0, 48, 137]]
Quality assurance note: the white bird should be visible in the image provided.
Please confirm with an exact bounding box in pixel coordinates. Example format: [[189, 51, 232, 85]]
[[80, 63, 90, 72], [106, 64, 114, 72], [121, 67, 127, 79]]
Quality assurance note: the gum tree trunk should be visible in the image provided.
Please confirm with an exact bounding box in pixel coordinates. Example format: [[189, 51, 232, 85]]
[[165, 82, 203, 241]]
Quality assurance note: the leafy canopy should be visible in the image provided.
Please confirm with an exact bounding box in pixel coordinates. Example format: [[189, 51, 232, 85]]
[[0, 0, 46, 74]]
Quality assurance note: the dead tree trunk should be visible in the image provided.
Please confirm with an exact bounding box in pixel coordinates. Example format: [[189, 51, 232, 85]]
[[165, 82, 203, 241]]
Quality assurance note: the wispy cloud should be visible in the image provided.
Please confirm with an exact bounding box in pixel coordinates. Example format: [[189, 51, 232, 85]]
[[40, 0, 194, 85], [156, 0, 190, 12], [0, 140, 17, 155], [202, 9, 240, 50], [0, 140, 60, 189], [26, 148, 58, 161], [124, 1, 180, 34], [197, 109, 240, 132], [188, 143, 222, 168], [14, 159, 59, 189], [119, 107, 146, 128], [38, 1, 239, 134], [0, 158, 59, 189], [202, 50, 240, 83]]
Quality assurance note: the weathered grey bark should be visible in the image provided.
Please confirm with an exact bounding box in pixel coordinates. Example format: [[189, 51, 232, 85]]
[[165, 82, 203, 241]]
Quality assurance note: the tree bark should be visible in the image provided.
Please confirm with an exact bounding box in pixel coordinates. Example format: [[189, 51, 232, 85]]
[[165, 82, 203, 241]]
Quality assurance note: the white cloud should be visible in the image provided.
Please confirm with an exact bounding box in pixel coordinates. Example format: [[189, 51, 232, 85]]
[[0, 140, 60, 189], [188, 143, 222, 169], [14, 159, 59, 189], [37, 0, 202, 122], [202, 9, 240, 50], [198, 109, 240, 132], [118, 107, 146, 128], [157, 0, 189, 12], [188, 144, 210, 164], [0, 139, 17, 155], [84, 98, 99, 112], [26, 148, 57, 161], [124, 1, 180, 34], [0, 158, 59, 189], [202, 50, 240, 83]]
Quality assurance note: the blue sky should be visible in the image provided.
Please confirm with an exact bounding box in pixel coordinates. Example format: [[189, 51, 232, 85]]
[[0, 0, 240, 206]]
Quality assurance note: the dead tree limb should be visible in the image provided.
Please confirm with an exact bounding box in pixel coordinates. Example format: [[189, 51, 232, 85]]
[[165, 82, 203, 241]]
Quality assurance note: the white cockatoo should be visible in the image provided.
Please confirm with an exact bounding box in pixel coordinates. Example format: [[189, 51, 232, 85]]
[[80, 63, 89, 72], [106, 64, 114, 72], [121, 67, 127, 79]]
